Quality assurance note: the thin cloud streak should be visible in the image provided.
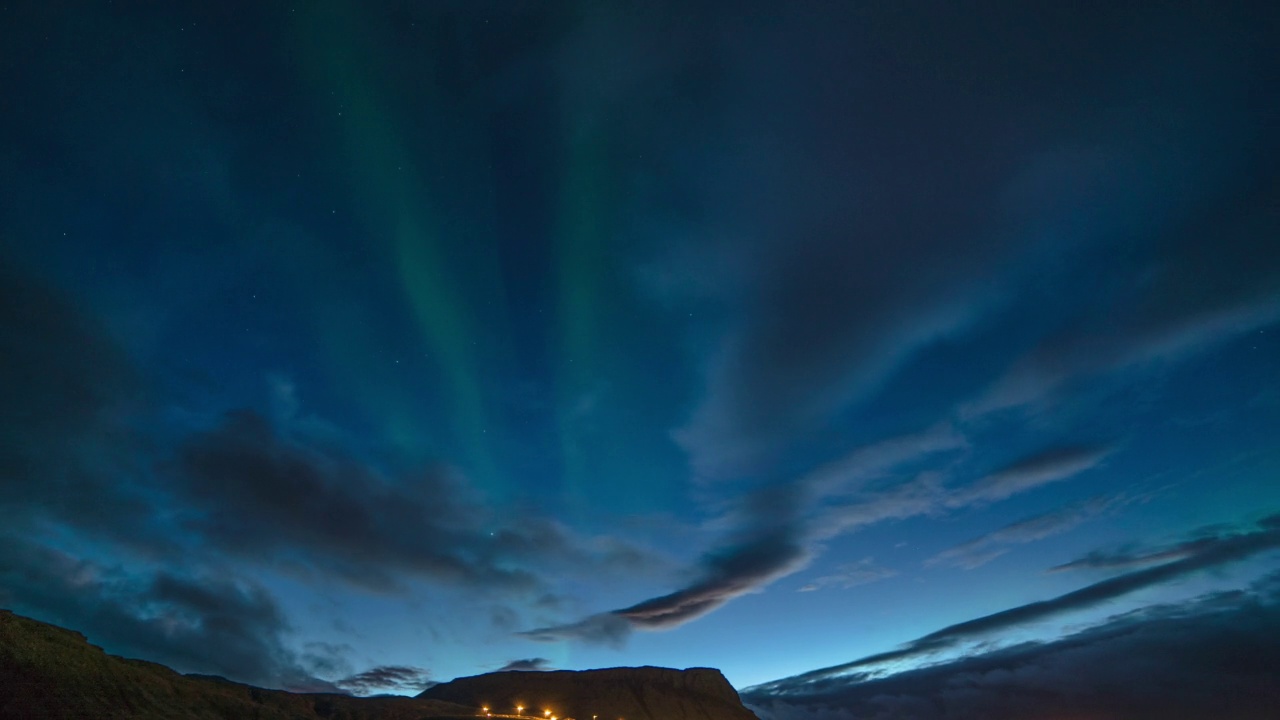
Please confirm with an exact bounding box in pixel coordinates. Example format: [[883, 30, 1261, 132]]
[[815, 445, 1112, 540], [928, 495, 1125, 569], [945, 446, 1112, 508], [798, 558, 897, 593]]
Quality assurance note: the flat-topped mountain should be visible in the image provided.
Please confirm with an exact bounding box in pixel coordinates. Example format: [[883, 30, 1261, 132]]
[[419, 666, 760, 720]]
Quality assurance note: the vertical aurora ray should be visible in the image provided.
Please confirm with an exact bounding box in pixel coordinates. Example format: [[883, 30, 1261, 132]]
[[554, 120, 612, 515], [546, 1, 692, 522], [290, 4, 503, 490]]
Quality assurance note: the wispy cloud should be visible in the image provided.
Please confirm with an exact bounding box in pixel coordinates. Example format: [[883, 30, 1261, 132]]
[[526, 442, 1106, 642], [927, 495, 1125, 569], [967, 184, 1280, 418], [523, 486, 811, 641], [945, 446, 1112, 508], [816, 445, 1111, 539], [803, 424, 968, 498], [517, 613, 633, 647], [798, 558, 898, 592]]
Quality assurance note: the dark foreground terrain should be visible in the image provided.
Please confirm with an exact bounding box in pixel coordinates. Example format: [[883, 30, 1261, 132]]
[[421, 665, 760, 720], [0, 609, 476, 719], [0, 609, 759, 720]]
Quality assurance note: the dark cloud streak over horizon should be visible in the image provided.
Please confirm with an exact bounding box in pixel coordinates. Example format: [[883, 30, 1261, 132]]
[[746, 572, 1280, 720], [755, 513, 1280, 695]]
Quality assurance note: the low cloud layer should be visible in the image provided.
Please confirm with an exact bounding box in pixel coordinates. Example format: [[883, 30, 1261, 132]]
[[0, 535, 314, 689], [335, 666, 434, 696], [755, 513, 1280, 695], [496, 658, 554, 672], [746, 572, 1280, 720]]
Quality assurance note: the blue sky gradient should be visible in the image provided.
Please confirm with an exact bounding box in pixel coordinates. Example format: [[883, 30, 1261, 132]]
[[0, 1, 1277, 708]]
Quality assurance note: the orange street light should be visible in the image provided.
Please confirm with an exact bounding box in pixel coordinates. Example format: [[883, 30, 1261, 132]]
[[517, 707, 524, 715], [545, 711, 551, 717]]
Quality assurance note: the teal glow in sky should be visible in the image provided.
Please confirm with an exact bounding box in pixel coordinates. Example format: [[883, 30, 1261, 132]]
[[1, 2, 1278, 715]]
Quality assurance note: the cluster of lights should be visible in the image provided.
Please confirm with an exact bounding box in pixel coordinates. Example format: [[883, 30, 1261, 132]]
[[478, 703, 619, 720]]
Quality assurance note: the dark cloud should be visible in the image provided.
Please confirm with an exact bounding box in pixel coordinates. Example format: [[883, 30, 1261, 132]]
[[0, 267, 328, 689], [521, 532, 810, 644], [0, 535, 319, 689], [927, 495, 1124, 569], [755, 513, 1280, 694], [746, 573, 1280, 720], [173, 410, 546, 593], [517, 613, 633, 647], [523, 487, 809, 641], [496, 658, 553, 672], [1048, 533, 1230, 574], [0, 264, 655, 679], [0, 262, 156, 549], [335, 665, 434, 696], [300, 641, 357, 679], [615, 531, 810, 629], [168, 409, 663, 597]]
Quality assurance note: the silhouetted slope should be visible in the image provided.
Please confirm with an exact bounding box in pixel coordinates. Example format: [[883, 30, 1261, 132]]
[[419, 667, 760, 720], [0, 609, 475, 719]]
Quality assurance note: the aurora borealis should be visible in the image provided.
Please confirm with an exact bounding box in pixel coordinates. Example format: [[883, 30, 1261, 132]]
[[2, 2, 1278, 717]]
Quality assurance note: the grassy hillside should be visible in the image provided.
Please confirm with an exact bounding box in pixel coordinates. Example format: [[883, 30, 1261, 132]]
[[0, 609, 475, 720]]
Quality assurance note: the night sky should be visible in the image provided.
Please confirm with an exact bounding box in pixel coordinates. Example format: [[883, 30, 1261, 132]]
[[2, 1, 1279, 715]]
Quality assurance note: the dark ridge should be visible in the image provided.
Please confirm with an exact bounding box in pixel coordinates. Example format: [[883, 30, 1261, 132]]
[[420, 666, 760, 720], [0, 609, 476, 719]]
